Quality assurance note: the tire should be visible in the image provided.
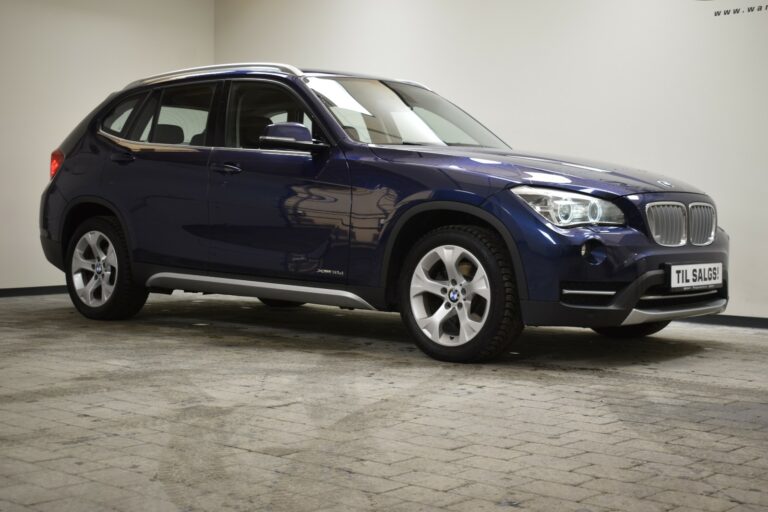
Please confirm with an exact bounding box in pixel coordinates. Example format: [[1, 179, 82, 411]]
[[399, 225, 523, 363], [258, 298, 306, 308], [65, 216, 148, 320], [591, 321, 670, 339]]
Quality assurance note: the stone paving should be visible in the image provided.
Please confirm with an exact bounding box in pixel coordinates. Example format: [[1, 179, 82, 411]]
[[0, 293, 767, 511]]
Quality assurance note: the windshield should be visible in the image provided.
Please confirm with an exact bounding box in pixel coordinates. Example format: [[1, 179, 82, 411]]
[[304, 76, 509, 150]]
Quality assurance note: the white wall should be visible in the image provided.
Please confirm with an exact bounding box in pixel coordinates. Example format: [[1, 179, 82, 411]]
[[1, 0, 765, 319], [0, 0, 214, 288], [216, 0, 768, 318]]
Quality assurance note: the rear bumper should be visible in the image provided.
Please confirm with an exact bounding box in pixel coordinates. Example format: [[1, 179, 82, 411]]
[[40, 233, 64, 271], [521, 269, 728, 327]]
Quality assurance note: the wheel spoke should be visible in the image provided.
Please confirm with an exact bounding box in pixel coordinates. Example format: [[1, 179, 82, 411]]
[[411, 264, 447, 299], [457, 306, 484, 344], [435, 246, 463, 283], [71, 250, 94, 272], [105, 245, 118, 269], [101, 278, 115, 302], [466, 265, 491, 301], [78, 275, 100, 305], [93, 234, 108, 261], [416, 305, 454, 341]]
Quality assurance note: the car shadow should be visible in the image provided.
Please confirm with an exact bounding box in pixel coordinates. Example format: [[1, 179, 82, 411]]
[[130, 296, 706, 368]]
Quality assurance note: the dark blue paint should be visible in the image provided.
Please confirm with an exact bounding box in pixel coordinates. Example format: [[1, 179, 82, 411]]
[[39, 67, 729, 327]]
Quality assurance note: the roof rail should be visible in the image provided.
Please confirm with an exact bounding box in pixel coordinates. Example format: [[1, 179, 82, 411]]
[[125, 62, 303, 89]]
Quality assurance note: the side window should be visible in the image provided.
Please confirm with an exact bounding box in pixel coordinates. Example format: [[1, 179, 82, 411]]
[[225, 82, 318, 149], [124, 84, 215, 145], [126, 93, 158, 142], [101, 94, 144, 137]]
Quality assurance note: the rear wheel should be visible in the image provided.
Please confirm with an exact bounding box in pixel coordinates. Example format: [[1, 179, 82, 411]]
[[399, 225, 523, 363], [592, 321, 670, 339], [65, 216, 148, 320], [258, 298, 306, 308]]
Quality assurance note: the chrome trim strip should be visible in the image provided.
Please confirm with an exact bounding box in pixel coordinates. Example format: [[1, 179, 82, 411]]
[[146, 273, 375, 310], [621, 298, 727, 326], [127, 62, 303, 88], [98, 130, 210, 151], [640, 290, 718, 301], [562, 289, 617, 296]]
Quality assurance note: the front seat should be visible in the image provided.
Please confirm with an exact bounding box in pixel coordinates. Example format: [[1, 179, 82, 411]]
[[239, 113, 273, 149]]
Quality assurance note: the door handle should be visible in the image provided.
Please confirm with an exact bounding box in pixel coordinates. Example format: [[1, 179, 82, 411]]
[[210, 162, 242, 175], [110, 151, 135, 164]]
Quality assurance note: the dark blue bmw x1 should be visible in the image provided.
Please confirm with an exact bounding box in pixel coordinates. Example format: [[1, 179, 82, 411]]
[[40, 63, 729, 362]]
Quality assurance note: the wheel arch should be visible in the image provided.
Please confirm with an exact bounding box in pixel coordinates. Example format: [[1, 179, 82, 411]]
[[60, 197, 133, 255], [381, 201, 528, 309]]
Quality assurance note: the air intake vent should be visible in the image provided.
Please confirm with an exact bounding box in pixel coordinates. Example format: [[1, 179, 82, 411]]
[[689, 203, 716, 246], [646, 202, 687, 247]]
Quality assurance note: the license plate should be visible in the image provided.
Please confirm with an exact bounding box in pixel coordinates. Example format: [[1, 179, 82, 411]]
[[669, 263, 723, 290]]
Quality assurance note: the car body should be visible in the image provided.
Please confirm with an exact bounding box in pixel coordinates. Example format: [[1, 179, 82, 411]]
[[40, 63, 728, 362]]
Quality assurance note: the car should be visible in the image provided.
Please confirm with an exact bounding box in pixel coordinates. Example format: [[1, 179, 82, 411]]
[[40, 62, 729, 362]]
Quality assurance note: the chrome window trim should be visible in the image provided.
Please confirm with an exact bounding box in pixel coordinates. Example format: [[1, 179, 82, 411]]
[[146, 272, 375, 310], [99, 129, 314, 157], [689, 202, 717, 246], [645, 201, 688, 247], [97, 129, 212, 151]]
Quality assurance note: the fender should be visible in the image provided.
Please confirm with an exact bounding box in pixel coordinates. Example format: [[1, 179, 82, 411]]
[[380, 200, 528, 301], [60, 195, 135, 253]]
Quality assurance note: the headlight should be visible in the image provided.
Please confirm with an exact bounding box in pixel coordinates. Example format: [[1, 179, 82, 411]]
[[511, 186, 625, 227]]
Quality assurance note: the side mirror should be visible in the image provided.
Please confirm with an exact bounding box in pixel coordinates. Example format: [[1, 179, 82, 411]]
[[259, 122, 329, 152]]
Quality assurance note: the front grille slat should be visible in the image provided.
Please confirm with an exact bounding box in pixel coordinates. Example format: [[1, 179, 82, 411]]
[[646, 201, 716, 247], [646, 202, 687, 247], [689, 203, 716, 246]]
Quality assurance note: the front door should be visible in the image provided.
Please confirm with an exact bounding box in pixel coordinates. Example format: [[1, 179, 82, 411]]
[[207, 80, 350, 283]]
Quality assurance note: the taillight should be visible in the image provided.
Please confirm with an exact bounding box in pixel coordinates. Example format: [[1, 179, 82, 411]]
[[50, 149, 65, 179]]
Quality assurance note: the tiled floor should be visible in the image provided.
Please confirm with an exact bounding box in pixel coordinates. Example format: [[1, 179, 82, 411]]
[[0, 293, 766, 511]]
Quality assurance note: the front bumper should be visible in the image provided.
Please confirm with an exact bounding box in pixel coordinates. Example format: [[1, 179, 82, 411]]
[[521, 269, 728, 327], [484, 190, 729, 327]]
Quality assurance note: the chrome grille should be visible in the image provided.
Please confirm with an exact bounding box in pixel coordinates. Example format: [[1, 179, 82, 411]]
[[646, 202, 687, 247], [689, 203, 716, 246]]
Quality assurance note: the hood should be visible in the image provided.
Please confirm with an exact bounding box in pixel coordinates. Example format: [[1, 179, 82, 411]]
[[369, 146, 703, 197]]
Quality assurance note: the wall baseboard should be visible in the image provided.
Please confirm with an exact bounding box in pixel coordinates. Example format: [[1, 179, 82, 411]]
[[0, 285, 67, 298], [0, 285, 766, 329], [678, 314, 768, 330]]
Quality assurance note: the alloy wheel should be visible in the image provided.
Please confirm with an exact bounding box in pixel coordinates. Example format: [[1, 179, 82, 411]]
[[409, 244, 491, 346], [71, 230, 118, 307]]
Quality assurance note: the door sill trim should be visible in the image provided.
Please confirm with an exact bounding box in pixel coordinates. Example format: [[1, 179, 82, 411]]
[[146, 272, 375, 310]]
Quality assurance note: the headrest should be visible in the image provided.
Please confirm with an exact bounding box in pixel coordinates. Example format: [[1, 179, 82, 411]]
[[154, 124, 184, 144]]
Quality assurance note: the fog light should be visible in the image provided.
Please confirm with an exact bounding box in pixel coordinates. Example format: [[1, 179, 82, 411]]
[[581, 239, 607, 265]]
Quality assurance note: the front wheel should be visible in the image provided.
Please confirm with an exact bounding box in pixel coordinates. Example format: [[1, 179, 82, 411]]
[[399, 225, 523, 363], [65, 216, 148, 320], [591, 321, 670, 339]]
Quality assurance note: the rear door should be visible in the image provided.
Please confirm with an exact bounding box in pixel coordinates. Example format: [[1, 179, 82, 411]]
[[100, 82, 218, 270], [207, 79, 351, 283]]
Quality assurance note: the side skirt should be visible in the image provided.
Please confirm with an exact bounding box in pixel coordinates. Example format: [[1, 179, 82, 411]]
[[146, 272, 376, 310]]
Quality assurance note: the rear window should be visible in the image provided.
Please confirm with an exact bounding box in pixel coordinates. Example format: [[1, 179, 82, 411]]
[[101, 94, 144, 137]]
